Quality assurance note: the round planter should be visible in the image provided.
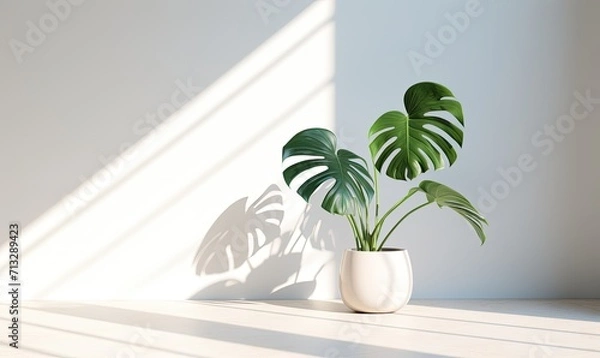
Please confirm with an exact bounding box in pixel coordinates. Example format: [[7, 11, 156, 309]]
[[339, 248, 413, 313]]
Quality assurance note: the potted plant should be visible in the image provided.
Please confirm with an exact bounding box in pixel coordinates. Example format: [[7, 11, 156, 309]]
[[281, 82, 488, 313]]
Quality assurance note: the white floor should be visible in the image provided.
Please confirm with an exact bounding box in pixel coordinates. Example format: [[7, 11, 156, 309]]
[[0, 300, 599, 357]]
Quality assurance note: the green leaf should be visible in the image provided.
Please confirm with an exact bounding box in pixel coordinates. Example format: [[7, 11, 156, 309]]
[[369, 82, 464, 181], [417, 180, 488, 244], [282, 128, 374, 215]]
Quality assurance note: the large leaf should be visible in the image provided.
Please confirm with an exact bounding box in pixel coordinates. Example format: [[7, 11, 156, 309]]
[[417, 180, 488, 244], [369, 82, 464, 180], [282, 128, 374, 215]]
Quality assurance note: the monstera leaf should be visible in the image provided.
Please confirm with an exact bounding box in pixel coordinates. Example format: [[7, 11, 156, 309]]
[[417, 180, 487, 244], [369, 82, 464, 180], [282, 128, 374, 215]]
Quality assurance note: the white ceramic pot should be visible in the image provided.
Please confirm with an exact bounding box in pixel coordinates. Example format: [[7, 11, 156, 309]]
[[339, 248, 413, 313]]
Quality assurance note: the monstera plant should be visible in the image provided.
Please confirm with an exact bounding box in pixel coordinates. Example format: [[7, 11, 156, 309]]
[[281, 82, 488, 312]]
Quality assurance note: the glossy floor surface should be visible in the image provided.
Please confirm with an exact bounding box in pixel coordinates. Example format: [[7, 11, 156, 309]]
[[1, 300, 599, 357]]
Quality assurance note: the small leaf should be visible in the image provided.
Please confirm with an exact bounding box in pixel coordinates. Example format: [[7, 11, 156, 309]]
[[282, 128, 374, 215], [417, 180, 488, 244]]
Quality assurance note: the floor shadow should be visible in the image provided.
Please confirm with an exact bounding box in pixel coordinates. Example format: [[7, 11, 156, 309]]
[[6, 319, 201, 358], [32, 303, 437, 357], [194, 299, 600, 338], [263, 299, 353, 313], [191, 184, 340, 300], [396, 309, 600, 338], [412, 299, 600, 323]]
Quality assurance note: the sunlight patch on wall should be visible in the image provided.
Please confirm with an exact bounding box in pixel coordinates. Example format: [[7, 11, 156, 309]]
[[1, 0, 337, 300]]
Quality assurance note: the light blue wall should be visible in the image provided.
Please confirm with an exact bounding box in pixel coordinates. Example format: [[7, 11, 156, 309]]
[[335, 0, 600, 298]]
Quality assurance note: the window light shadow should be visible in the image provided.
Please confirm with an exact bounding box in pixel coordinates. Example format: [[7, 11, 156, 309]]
[[0, 317, 200, 358], [29, 304, 438, 357], [13, 0, 337, 299], [33, 78, 332, 299], [4, 0, 335, 275], [412, 299, 600, 323], [397, 311, 600, 337], [185, 300, 600, 354]]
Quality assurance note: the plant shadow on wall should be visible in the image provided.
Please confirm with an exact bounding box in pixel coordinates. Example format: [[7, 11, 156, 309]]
[[190, 184, 337, 299]]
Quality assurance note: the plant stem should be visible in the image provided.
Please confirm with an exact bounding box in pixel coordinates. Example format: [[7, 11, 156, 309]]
[[357, 212, 368, 249], [346, 215, 362, 250], [364, 203, 371, 250], [371, 167, 379, 251], [377, 202, 431, 250], [371, 188, 419, 245], [364, 205, 369, 235], [374, 168, 380, 220]]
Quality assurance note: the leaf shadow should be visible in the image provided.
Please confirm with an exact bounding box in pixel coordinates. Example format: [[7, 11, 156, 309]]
[[191, 184, 340, 300], [193, 184, 284, 276]]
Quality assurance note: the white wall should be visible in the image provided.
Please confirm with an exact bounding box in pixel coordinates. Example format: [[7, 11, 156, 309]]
[[1, 0, 598, 300]]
